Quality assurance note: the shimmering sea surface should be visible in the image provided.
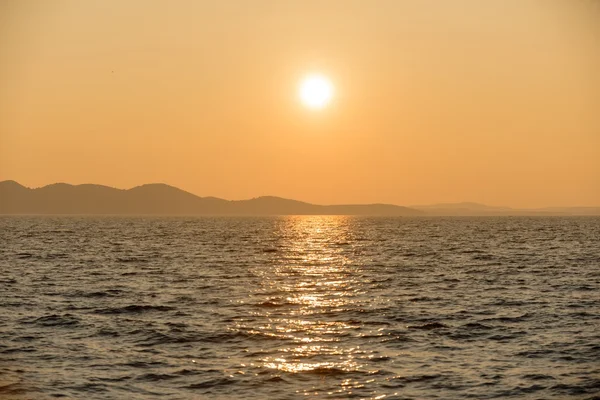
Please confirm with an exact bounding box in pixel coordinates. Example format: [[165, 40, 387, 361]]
[[1, 216, 599, 399]]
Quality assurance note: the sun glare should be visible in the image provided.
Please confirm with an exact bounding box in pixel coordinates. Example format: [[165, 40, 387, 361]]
[[299, 74, 333, 110]]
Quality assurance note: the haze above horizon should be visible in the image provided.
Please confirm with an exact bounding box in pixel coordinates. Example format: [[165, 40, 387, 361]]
[[1, 1, 598, 208]]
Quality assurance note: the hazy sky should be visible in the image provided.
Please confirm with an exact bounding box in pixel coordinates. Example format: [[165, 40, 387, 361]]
[[1, 0, 598, 207]]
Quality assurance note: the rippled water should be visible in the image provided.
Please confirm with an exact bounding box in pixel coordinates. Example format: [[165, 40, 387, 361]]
[[1, 216, 599, 399]]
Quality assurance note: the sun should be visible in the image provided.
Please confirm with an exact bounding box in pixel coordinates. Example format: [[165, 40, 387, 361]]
[[299, 74, 334, 110]]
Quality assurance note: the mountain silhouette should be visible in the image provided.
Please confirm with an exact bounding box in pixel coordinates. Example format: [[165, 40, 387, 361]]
[[411, 202, 513, 216], [2, 181, 598, 216], [411, 202, 600, 216], [0, 181, 422, 216]]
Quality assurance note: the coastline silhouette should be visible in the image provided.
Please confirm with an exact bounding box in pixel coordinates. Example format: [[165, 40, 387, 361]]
[[1, 181, 597, 216]]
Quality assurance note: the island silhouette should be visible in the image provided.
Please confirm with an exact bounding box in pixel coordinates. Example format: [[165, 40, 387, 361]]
[[1, 181, 598, 216], [0, 181, 422, 216]]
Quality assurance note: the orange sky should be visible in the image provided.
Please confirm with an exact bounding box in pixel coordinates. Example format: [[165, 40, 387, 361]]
[[1, 0, 598, 207]]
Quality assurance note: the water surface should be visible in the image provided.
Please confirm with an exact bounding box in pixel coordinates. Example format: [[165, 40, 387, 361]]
[[1, 216, 599, 399]]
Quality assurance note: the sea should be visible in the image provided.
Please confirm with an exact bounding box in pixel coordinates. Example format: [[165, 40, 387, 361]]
[[0, 216, 599, 399]]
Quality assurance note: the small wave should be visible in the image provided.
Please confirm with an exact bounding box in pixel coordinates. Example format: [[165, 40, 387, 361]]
[[16, 253, 33, 259], [449, 322, 495, 340], [0, 378, 25, 396], [186, 377, 236, 389], [116, 257, 149, 263], [388, 374, 441, 383], [523, 374, 556, 381], [218, 330, 289, 343], [95, 375, 132, 383], [96, 328, 120, 337], [408, 322, 448, 330], [515, 384, 547, 394], [484, 313, 530, 323], [120, 361, 169, 368], [407, 296, 441, 302], [574, 285, 596, 291], [70, 289, 123, 298], [551, 381, 600, 396], [44, 253, 68, 259], [255, 300, 298, 308], [65, 383, 108, 394], [94, 305, 175, 314], [262, 376, 288, 383], [488, 331, 527, 342], [516, 349, 554, 358], [293, 366, 354, 376], [135, 373, 178, 382], [489, 299, 525, 306], [26, 314, 80, 327], [1, 347, 36, 354], [133, 331, 206, 347], [175, 369, 200, 377], [257, 301, 283, 308], [45, 229, 76, 234], [568, 311, 598, 319], [369, 356, 392, 362], [462, 322, 492, 330], [10, 335, 39, 342]]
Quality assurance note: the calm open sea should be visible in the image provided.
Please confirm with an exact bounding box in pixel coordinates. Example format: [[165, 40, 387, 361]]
[[1, 216, 599, 399]]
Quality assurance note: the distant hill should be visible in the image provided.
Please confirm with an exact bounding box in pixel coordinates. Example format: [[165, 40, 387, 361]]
[[533, 207, 600, 216], [411, 202, 516, 216], [411, 202, 600, 216], [2, 181, 598, 216], [0, 181, 422, 216]]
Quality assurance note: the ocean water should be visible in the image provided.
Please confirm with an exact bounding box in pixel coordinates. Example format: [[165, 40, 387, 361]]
[[0, 216, 599, 400]]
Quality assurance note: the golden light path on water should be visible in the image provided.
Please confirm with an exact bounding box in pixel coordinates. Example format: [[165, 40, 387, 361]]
[[232, 216, 396, 397]]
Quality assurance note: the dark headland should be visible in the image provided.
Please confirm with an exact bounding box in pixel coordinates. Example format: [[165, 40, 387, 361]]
[[1, 181, 598, 216]]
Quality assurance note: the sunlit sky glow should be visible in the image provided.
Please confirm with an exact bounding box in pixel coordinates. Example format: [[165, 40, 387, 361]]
[[0, 0, 598, 207]]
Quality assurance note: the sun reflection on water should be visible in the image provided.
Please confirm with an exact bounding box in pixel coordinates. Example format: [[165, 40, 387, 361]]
[[233, 216, 381, 386]]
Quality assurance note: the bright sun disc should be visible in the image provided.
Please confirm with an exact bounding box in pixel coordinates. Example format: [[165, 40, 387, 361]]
[[299, 74, 333, 109]]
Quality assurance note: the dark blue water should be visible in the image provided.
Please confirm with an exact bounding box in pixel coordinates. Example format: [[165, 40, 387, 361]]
[[1, 216, 599, 399]]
